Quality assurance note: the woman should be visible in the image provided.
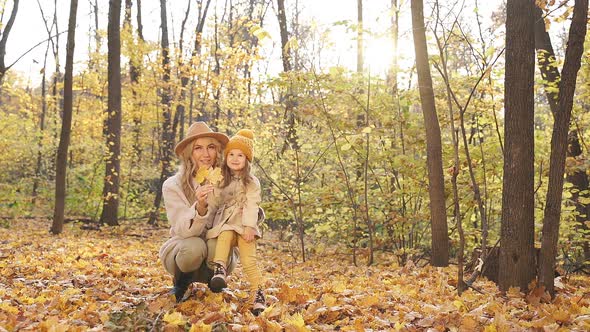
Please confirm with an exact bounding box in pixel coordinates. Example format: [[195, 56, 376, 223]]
[[158, 122, 236, 302]]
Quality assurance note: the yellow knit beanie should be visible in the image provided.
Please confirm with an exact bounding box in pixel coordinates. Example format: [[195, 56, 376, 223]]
[[225, 129, 254, 161]]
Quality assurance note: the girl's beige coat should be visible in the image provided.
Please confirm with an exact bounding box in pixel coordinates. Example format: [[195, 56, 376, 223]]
[[205, 175, 262, 239]]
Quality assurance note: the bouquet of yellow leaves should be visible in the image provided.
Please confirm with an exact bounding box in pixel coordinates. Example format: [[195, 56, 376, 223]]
[[194, 166, 224, 186]]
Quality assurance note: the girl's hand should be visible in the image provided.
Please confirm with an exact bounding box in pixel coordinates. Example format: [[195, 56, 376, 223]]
[[195, 184, 214, 209], [242, 226, 257, 242]]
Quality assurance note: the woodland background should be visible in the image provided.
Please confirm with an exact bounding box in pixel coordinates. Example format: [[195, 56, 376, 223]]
[[1, 0, 590, 330]]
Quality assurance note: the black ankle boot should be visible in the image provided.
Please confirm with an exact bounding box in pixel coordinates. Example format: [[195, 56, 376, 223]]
[[172, 270, 193, 303], [252, 288, 267, 316], [209, 263, 227, 293]]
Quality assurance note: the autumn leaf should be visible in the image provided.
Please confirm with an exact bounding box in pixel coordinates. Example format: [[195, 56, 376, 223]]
[[483, 325, 498, 332], [357, 295, 379, 307], [551, 309, 571, 323], [320, 293, 338, 307], [39, 316, 69, 332], [189, 322, 212, 332], [453, 299, 467, 312], [331, 281, 347, 293], [283, 312, 308, 332], [353, 318, 364, 331], [526, 285, 551, 305], [257, 317, 283, 332], [393, 321, 405, 330], [163, 311, 187, 326], [460, 316, 479, 330], [0, 302, 18, 315], [195, 166, 209, 185]]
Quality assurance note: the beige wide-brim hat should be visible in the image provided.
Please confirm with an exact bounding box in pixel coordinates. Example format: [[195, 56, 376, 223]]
[[174, 122, 229, 156]]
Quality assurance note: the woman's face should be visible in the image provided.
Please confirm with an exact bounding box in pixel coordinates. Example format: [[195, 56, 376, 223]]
[[192, 137, 219, 169]]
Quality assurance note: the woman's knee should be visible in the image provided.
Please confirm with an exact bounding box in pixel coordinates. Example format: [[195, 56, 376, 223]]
[[175, 237, 207, 272]]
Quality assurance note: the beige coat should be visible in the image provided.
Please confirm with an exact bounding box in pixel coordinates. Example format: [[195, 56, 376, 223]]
[[206, 175, 262, 239], [158, 174, 215, 263]]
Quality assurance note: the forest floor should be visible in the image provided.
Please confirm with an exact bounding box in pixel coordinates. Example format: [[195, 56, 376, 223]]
[[1, 219, 589, 331]]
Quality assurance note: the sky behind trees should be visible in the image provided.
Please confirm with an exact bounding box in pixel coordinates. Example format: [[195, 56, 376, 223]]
[[7, 0, 500, 87]]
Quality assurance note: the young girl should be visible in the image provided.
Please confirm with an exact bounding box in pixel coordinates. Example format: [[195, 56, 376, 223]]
[[205, 129, 266, 315]]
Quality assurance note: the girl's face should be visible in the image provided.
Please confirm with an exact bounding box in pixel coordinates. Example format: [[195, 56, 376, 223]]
[[226, 149, 247, 173], [192, 137, 219, 169]]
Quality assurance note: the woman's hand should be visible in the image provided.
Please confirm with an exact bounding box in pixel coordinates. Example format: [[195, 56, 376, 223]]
[[195, 184, 214, 215], [242, 226, 257, 242]]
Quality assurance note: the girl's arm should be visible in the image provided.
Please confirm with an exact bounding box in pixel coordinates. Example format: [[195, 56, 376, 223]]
[[242, 177, 262, 229]]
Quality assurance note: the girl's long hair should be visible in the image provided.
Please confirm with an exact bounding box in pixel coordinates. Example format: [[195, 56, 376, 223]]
[[220, 159, 252, 189], [177, 139, 223, 204]]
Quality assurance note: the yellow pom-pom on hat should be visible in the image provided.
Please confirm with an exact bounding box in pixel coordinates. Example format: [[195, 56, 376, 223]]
[[225, 129, 255, 161], [236, 129, 253, 139]]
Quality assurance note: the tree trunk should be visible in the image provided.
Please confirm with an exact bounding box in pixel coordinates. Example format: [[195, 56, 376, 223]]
[[277, 0, 298, 153], [194, 0, 212, 56], [534, 6, 559, 114], [136, 0, 144, 40], [534, 3, 590, 264], [51, 0, 78, 234], [148, 0, 174, 225], [46, 0, 62, 176], [277, 0, 291, 72], [32, 42, 51, 207], [99, 0, 122, 226], [276, 0, 305, 259], [388, 0, 398, 94], [173, 0, 195, 141], [567, 131, 590, 261], [539, 0, 588, 297], [188, 0, 211, 125], [124, 0, 142, 161], [363, 102, 374, 266], [433, 0, 465, 291], [93, 0, 100, 51], [122, 0, 143, 219], [0, 0, 19, 85], [176, 0, 212, 137], [356, 0, 363, 73], [410, 0, 449, 267], [499, 0, 536, 292], [212, 12, 221, 128]]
